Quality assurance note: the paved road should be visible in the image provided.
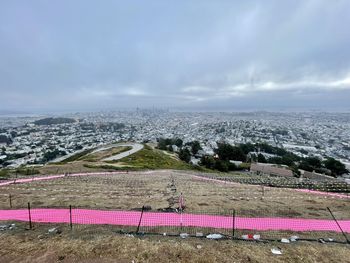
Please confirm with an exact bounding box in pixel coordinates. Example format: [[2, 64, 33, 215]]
[[103, 143, 144, 161], [50, 143, 144, 163]]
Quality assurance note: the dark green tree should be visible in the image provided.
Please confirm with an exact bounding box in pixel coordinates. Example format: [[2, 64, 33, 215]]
[[41, 149, 66, 163], [179, 148, 191, 163], [239, 143, 255, 154], [306, 157, 322, 168], [268, 157, 283, 165], [214, 160, 229, 172], [174, 138, 183, 148], [298, 157, 322, 172], [257, 153, 267, 163], [281, 153, 299, 166], [164, 138, 173, 145], [157, 138, 168, 150], [191, 141, 202, 155], [215, 143, 246, 161], [298, 161, 313, 172], [200, 155, 215, 169], [323, 158, 348, 177], [227, 161, 238, 171]]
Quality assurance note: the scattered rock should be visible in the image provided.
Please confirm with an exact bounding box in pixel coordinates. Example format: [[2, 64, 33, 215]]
[[0, 224, 15, 231], [318, 238, 326, 244], [206, 234, 223, 239], [281, 238, 290, 243], [195, 232, 204, 237], [48, 227, 61, 235], [48, 228, 56, 234], [290, 236, 299, 242], [271, 247, 283, 255], [253, 234, 260, 240], [196, 245, 202, 249], [180, 233, 189, 239]]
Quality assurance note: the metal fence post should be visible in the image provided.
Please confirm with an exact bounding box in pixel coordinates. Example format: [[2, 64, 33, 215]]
[[69, 205, 73, 230], [232, 209, 236, 239], [327, 207, 349, 244], [28, 202, 32, 230], [180, 209, 183, 233], [261, 186, 265, 198], [136, 206, 145, 234]]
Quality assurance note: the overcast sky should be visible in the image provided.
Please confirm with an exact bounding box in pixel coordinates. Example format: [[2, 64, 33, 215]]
[[1, 0, 350, 113]]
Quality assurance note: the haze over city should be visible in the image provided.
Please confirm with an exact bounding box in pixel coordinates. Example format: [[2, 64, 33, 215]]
[[1, 0, 350, 113]]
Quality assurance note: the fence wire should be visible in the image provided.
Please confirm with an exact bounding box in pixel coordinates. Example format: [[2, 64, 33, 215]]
[[1, 204, 349, 244]]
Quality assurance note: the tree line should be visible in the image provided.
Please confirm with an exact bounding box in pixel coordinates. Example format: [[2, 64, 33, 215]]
[[203, 142, 348, 176], [157, 138, 202, 163], [158, 138, 348, 177]]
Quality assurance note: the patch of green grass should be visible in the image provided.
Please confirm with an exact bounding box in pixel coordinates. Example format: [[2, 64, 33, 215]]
[[0, 169, 10, 179], [56, 149, 94, 164], [239, 162, 251, 169], [0, 167, 42, 178], [83, 164, 138, 171], [109, 145, 194, 170], [15, 167, 40, 176]]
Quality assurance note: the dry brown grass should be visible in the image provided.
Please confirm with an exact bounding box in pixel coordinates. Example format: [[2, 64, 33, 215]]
[[1, 170, 349, 219], [0, 227, 349, 263], [1, 170, 350, 262], [37, 161, 110, 175]]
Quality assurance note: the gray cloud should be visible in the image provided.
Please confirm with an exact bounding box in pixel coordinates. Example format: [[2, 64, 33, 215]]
[[0, 0, 350, 112]]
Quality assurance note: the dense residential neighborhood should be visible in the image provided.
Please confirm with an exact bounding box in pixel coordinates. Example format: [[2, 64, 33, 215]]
[[0, 111, 350, 173]]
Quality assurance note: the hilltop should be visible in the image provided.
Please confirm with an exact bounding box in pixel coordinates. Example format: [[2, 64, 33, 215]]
[[34, 117, 76, 126]]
